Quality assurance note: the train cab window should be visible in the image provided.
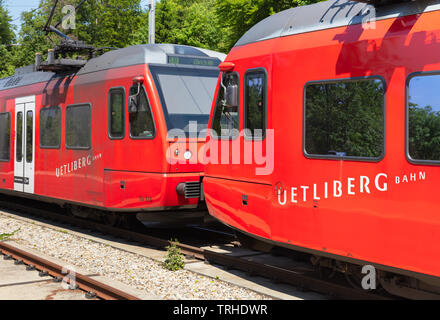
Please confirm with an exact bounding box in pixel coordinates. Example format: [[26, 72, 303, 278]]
[[128, 85, 155, 139], [40, 106, 61, 148], [211, 72, 239, 139], [16, 112, 23, 162], [244, 70, 266, 139], [408, 73, 440, 162], [66, 104, 91, 149], [305, 78, 385, 160], [0, 113, 10, 161], [149, 65, 219, 138], [109, 88, 125, 139]]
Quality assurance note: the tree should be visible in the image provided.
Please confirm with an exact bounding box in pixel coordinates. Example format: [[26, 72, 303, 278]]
[[12, 0, 145, 69], [152, 0, 229, 52], [0, 0, 13, 45], [12, 8, 51, 70], [0, 0, 15, 77], [75, 0, 144, 48], [215, 0, 322, 50]]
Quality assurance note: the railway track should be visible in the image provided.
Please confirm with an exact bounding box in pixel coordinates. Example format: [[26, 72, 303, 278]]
[[0, 241, 140, 300], [0, 195, 394, 300]]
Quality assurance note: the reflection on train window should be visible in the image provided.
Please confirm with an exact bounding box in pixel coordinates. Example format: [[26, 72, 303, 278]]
[[408, 74, 440, 162], [305, 78, 384, 159], [244, 70, 266, 139], [40, 106, 61, 148], [16, 112, 23, 162], [66, 104, 91, 149], [0, 113, 10, 161], [109, 88, 125, 139], [129, 85, 155, 139], [211, 73, 239, 139], [26, 111, 33, 163]]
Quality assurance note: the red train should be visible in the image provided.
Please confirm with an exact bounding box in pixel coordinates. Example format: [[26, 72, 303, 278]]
[[204, 0, 440, 298], [0, 44, 224, 227]]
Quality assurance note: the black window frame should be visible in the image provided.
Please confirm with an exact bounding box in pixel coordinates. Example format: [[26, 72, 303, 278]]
[[303, 76, 387, 162], [0, 112, 10, 162], [65, 103, 92, 150], [108, 87, 126, 140], [405, 71, 440, 166], [210, 71, 241, 141], [39, 106, 61, 149], [128, 84, 156, 140], [243, 68, 267, 141]]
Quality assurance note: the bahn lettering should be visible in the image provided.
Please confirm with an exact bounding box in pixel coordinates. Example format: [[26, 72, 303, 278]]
[[55, 153, 102, 178], [278, 172, 426, 206]]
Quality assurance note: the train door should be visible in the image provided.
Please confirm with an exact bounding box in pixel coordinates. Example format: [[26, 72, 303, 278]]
[[14, 96, 35, 194]]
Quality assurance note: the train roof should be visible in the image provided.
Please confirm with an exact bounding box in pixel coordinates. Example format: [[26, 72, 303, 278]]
[[77, 44, 226, 75], [235, 0, 440, 47], [0, 44, 226, 92]]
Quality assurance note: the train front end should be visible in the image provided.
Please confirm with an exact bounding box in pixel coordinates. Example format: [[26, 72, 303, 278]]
[[134, 45, 226, 227]]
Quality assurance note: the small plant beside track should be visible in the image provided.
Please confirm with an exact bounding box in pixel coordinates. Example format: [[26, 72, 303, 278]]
[[164, 239, 185, 271], [0, 229, 20, 241]]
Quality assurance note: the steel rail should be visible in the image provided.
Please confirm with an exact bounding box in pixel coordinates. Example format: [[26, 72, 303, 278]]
[[0, 198, 392, 300], [0, 241, 140, 300]]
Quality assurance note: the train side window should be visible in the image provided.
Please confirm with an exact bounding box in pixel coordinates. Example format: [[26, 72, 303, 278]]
[[407, 73, 440, 163], [66, 104, 91, 149], [0, 112, 10, 161], [128, 85, 155, 139], [40, 106, 61, 149], [244, 69, 266, 139], [304, 78, 385, 160], [211, 72, 240, 139], [16, 112, 23, 162], [109, 88, 125, 139]]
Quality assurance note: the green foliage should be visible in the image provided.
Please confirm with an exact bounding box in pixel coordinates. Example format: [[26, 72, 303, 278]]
[[0, 0, 15, 77], [0, 45, 15, 78], [163, 239, 185, 271], [0, 0, 14, 45], [0, 229, 20, 241], [152, 0, 229, 52], [75, 0, 144, 48]]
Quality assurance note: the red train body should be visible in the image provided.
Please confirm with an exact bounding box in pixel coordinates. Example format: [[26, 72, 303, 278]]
[[204, 0, 440, 295], [0, 44, 224, 226]]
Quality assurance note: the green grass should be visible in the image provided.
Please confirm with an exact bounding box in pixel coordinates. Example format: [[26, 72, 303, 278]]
[[0, 229, 20, 241]]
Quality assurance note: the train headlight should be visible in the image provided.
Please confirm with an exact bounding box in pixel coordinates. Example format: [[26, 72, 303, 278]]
[[176, 183, 186, 197], [184, 150, 192, 160]]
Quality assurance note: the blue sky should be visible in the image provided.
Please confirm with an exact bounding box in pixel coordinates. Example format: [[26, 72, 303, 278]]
[[5, 0, 153, 34]]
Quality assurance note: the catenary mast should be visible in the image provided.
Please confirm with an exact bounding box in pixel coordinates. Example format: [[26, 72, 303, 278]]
[[148, 0, 156, 44]]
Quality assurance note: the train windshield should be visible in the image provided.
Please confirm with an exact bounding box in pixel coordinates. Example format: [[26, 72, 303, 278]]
[[149, 65, 219, 138]]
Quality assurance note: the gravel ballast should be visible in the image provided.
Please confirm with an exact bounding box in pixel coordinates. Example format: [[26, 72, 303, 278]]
[[0, 213, 272, 300]]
